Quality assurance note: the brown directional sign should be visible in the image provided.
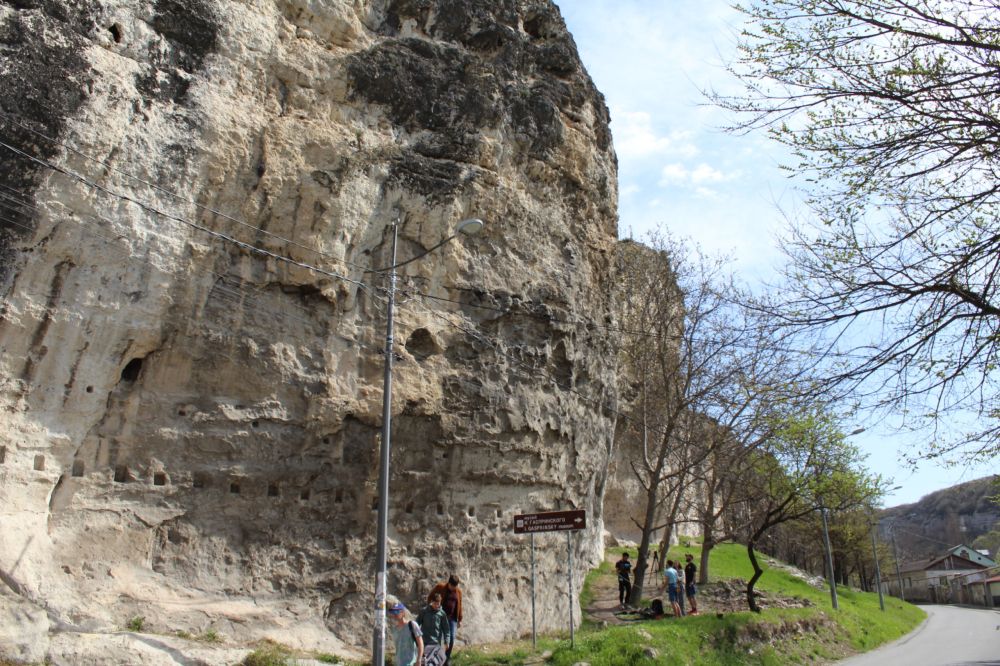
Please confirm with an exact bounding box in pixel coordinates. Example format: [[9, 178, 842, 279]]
[[513, 509, 586, 534]]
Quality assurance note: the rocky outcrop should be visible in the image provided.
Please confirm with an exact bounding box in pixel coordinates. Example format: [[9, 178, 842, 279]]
[[0, 0, 619, 662]]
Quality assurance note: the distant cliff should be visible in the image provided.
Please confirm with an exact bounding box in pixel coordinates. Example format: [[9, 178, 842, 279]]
[[879, 476, 1000, 561], [0, 0, 619, 662]]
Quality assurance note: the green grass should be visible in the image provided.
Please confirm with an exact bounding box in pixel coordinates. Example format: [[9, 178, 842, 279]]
[[240, 641, 294, 666], [453, 543, 925, 666]]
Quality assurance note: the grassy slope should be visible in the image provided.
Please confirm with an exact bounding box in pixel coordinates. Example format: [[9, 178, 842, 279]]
[[454, 543, 925, 666]]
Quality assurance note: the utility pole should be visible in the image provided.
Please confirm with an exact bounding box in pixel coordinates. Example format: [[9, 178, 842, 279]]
[[870, 525, 885, 611], [891, 527, 905, 601], [820, 505, 839, 610]]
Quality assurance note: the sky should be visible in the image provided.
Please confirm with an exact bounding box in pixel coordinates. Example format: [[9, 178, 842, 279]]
[[558, 0, 998, 508]]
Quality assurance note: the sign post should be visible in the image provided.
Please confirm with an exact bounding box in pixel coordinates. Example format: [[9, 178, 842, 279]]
[[530, 533, 536, 648], [513, 510, 586, 648]]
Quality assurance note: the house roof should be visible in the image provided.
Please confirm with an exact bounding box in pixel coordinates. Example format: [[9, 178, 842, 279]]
[[896, 552, 987, 575], [948, 545, 997, 567]]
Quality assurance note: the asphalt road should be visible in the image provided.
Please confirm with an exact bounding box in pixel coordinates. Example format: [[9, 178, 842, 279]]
[[838, 604, 1000, 665]]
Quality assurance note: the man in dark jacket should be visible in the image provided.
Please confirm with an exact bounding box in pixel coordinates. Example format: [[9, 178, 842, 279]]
[[428, 574, 463, 662], [614, 552, 633, 608]]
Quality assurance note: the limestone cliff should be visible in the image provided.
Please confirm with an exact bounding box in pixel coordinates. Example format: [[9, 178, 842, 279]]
[[0, 0, 619, 662]]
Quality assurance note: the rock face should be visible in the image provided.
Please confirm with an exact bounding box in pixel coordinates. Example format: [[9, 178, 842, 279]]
[[0, 0, 619, 661]]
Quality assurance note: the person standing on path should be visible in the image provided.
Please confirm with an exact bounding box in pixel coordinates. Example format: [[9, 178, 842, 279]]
[[387, 602, 424, 666], [676, 559, 686, 616], [663, 560, 683, 617], [684, 553, 699, 615], [416, 593, 450, 666], [428, 574, 463, 663], [614, 552, 633, 608]]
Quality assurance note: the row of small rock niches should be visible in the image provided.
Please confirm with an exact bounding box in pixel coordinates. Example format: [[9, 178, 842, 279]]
[[8, 450, 515, 520]]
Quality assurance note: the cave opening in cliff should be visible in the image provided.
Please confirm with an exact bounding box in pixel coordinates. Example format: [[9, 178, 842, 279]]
[[230, 482, 241, 494], [268, 483, 279, 497], [300, 489, 311, 501], [193, 472, 209, 489], [114, 465, 129, 482], [405, 328, 438, 361], [33, 454, 45, 471], [154, 472, 167, 486], [0, 446, 5, 464], [72, 460, 84, 477], [121, 358, 143, 382]]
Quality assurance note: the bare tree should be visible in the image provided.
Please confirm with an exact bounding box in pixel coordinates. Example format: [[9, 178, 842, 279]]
[[716, 0, 1000, 464], [615, 230, 767, 604], [688, 309, 803, 584]]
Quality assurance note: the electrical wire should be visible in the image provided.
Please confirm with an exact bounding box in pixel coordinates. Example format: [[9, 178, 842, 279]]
[[0, 184, 395, 359], [0, 138, 369, 290], [3, 128, 869, 361], [10, 119, 376, 273]]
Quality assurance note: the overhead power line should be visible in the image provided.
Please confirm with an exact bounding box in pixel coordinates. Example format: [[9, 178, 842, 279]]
[[10, 118, 375, 273], [0, 138, 368, 290]]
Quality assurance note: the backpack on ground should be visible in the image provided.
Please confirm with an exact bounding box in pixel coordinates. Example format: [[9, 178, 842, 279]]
[[649, 598, 664, 616]]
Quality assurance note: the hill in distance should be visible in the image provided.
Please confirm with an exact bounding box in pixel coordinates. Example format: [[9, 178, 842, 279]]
[[879, 475, 1000, 562]]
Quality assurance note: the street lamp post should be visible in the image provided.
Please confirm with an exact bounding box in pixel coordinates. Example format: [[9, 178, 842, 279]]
[[370, 218, 485, 666]]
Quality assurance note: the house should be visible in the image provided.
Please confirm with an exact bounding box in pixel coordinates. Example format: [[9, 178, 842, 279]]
[[987, 575, 1000, 607], [947, 544, 996, 568], [883, 548, 989, 603]]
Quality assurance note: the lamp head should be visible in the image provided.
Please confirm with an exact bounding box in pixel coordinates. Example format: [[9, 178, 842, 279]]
[[455, 218, 485, 236]]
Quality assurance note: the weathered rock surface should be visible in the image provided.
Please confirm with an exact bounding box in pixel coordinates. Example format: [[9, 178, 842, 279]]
[[0, 0, 619, 662]]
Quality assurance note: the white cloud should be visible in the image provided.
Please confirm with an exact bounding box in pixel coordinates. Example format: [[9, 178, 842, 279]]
[[611, 109, 699, 161], [658, 162, 739, 190]]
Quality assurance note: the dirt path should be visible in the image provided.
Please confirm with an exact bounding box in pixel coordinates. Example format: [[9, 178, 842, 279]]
[[583, 552, 650, 626]]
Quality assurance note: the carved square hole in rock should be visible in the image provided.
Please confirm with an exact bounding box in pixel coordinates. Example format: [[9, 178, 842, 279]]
[[406, 502, 414, 514], [437, 503, 444, 516], [71, 460, 85, 477], [268, 484, 279, 497], [85, 385, 94, 393], [153, 472, 167, 486], [230, 482, 241, 494], [114, 465, 129, 483], [251, 420, 260, 429], [300, 489, 311, 501], [467, 506, 475, 517], [193, 473, 209, 489], [371, 498, 378, 510], [334, 488, 343, 504], [33, 455, 45, 471], [496, 508, 502, 518], [0, 446, 6, 464]]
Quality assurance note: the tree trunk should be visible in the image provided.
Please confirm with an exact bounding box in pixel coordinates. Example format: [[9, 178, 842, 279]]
[[628, 431, 670, 606], [746, 539, 763, 613], [699, 524, 714, 584]]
